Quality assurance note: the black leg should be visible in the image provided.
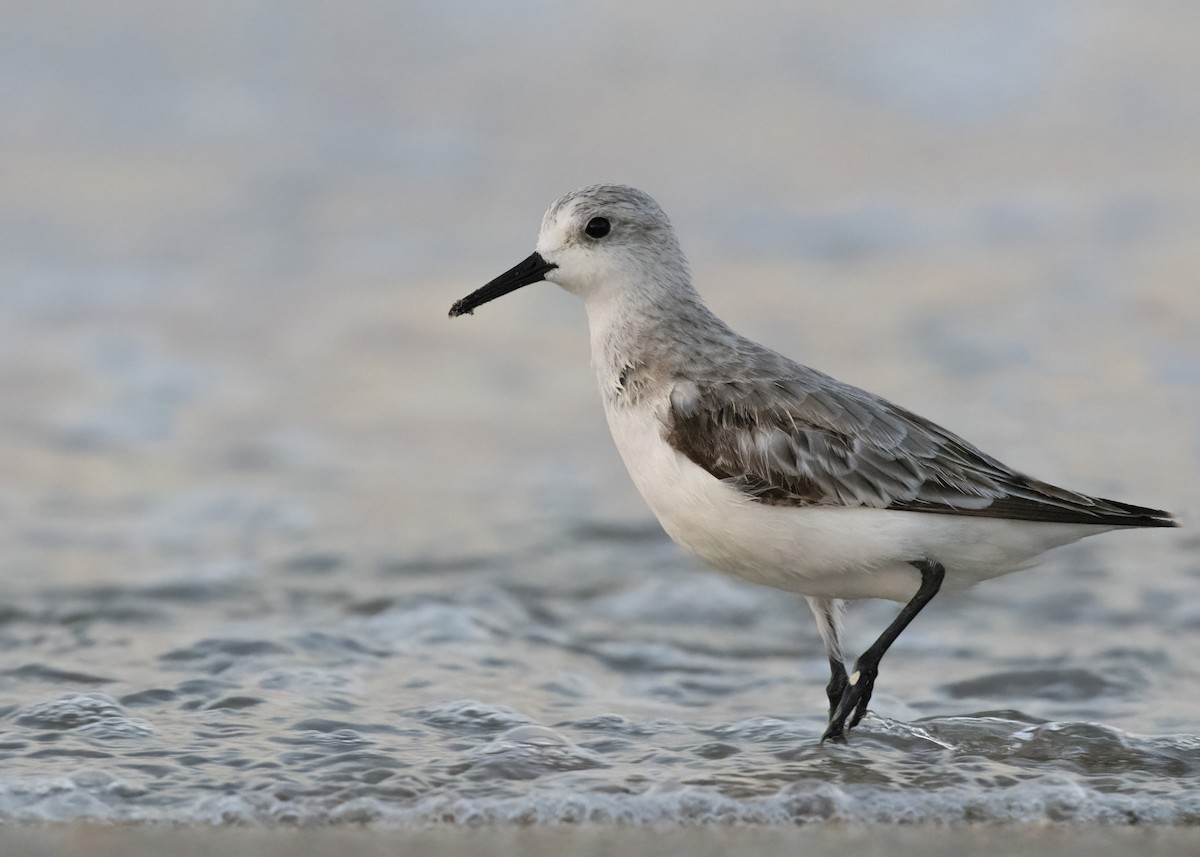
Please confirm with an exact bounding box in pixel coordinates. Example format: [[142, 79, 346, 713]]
[[821, 559, 945, 743], [826, 656, 848, 716], [805, 596, 848, 729], [823, 656, 850, 743]]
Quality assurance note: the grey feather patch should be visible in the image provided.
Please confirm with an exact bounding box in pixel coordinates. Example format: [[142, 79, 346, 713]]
[[664, 368, 1175, 526]]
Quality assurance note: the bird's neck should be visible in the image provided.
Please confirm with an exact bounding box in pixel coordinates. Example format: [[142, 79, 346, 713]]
[[583, 280, 731, 401]]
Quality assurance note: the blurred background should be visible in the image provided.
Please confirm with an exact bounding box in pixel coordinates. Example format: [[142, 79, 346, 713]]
[[0, 0, 1197, 826]]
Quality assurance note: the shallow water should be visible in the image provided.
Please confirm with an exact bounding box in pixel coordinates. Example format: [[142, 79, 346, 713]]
[[1, 540, 1199, 824], [1, 0, 1198, 828]]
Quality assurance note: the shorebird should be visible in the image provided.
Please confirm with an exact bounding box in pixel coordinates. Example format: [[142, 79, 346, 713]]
[[449, 184, 1176, 742]]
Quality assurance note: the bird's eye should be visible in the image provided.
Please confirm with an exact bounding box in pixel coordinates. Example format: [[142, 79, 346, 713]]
[[584, 217, 611, 239]]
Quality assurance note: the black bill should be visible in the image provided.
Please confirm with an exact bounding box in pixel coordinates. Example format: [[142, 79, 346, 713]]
[[449, 252, 557, 317]]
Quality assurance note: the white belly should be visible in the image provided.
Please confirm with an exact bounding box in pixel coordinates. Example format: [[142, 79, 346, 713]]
[[602, 399, 1109, 602]]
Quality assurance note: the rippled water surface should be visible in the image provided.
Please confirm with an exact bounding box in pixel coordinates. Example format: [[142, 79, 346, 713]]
[[3, 566, 1200, 824], [1, 0, 1198, 829]]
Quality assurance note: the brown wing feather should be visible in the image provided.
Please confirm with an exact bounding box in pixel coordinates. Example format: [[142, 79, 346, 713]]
[[665, 370, 1175, 528]]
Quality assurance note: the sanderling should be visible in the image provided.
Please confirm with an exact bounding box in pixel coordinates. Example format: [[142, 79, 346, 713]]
[[449, 184, 1176, 743]]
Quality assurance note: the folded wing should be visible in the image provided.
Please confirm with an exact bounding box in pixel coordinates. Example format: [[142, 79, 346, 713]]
[[665, 370, 1175, 528]]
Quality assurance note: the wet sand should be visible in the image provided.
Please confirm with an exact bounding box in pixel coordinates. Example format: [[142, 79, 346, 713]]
[[4, 825, 1200, 857]]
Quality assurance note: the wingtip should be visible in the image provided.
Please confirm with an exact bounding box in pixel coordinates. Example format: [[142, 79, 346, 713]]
[[1106, 504, 1177, 529], [1153, 513, 1179, 529]]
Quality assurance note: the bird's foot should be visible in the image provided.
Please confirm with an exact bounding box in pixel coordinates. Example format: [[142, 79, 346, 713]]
[[821, 662, 878, 743]]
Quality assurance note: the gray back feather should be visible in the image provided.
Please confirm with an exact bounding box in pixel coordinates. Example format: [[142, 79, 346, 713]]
[[663, 340, 1173, 527]]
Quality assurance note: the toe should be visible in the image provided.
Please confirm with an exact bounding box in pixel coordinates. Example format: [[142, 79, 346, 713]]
[[821, 726, 847, 744]]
